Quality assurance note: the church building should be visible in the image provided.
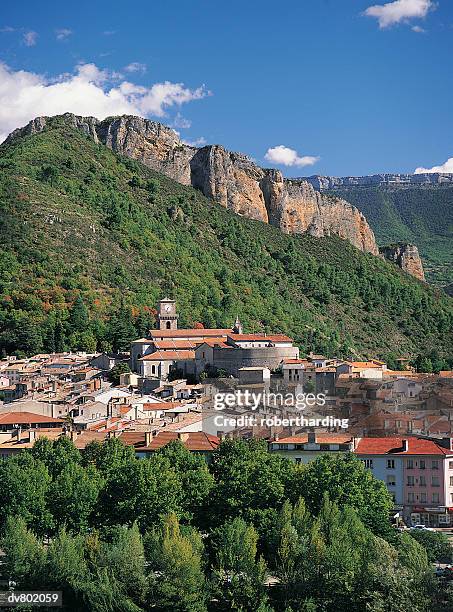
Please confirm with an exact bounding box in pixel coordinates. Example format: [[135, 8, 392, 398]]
[[130, 299, 299, 380]]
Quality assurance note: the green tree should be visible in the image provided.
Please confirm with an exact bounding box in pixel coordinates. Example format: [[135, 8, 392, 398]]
[[98, 455, 182, 530], [211, 517, 268, 611], [82, 437, 136, 474], [407, 529, 452, 563], [0, 453, 53, 535], [48, 464, 102, 533], [32, 435, 81, 478], [146, 513, 207, 612], [1, 515, 45, 588], [68, 295, 90, 333], [291, 453, 394, 538], [108, 361, 131, 385], [209, 439, 294, 528], [157, 440, 214, 523]]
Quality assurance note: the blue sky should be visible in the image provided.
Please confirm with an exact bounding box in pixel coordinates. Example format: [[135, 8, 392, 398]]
[[1, 0, 452, 176]]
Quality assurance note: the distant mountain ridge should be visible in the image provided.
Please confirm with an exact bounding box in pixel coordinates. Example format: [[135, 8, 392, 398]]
[[299, 174, 453, 288], [5, 113, 378, 255], [302, 173, 453, 190]]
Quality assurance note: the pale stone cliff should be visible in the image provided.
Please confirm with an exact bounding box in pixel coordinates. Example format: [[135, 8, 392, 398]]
[[379, 244, 425, 281], [302, 173, 453, 189], [5, 113, 379, 254]]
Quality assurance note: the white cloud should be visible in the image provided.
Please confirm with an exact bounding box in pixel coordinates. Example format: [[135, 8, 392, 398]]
[[172, 112, 191, 129], [411, 25, 425, 32], [264, 145, 320, 168], [414, 158, 453, 173], [23, 31, 37, 46], [181, 136, 207, 147], [0, 62, 210, 142], [364, 0, 434, 29], [124, 62, 146, 73], [55, 28, 72, 41]]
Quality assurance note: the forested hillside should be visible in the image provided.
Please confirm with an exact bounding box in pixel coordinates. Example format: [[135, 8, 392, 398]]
[[0, 117, 452, 362], [328, 185, 453, 287]]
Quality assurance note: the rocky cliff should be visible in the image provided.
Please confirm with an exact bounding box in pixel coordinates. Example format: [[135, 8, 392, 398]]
[[5, 113, 378, 254], [380, 244, 425, 281], [302, 173, 453, 190]]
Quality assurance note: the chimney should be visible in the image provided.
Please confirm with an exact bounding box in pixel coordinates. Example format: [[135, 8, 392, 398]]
[[308, 432, 316, 444], [145, 431, 153, 447], [28, 430, 36, 443], [177, 432, 189, 443], [401, 439, 408, 452]]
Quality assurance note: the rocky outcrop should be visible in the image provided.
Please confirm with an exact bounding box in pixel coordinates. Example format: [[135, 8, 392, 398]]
[[380, 244, 425, 281], [4, 113, 379, 254], [302, 173, 453, 190]]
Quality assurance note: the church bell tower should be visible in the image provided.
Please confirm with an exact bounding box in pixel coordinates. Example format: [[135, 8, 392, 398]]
[[157, 298, 178, 330]]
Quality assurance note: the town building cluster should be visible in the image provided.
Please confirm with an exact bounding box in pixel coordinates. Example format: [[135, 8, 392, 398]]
[[1, 298, 453, 528]]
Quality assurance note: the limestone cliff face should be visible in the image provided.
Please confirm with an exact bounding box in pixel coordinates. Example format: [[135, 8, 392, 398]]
[[5, 113, 378, 254], [380, 244, 425, 281]]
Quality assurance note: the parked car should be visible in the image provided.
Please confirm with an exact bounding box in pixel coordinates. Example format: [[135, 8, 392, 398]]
[[411, 524, 434, 531]]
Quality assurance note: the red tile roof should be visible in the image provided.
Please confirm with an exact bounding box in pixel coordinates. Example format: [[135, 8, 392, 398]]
[[0, 411, 64, 425], [120, 430, 219, 452], [228, 334, 293, 343], [150, 329, 230, 338], [153, 340, 197, 350], [139, 350, 195, 361], [354, 437, 452, 456], [142, 402, 185, 411]]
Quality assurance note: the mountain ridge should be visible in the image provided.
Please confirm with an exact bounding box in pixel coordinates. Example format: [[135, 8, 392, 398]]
[[302, 173, 453, 190], [5, 113, 379, 255], [0, 118, 452, 362]]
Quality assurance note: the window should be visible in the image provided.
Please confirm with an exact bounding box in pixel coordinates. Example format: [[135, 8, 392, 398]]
[[152, 365, 156, 375], [387, 459, 395, 469], [407, 476, 415, 486], [408, 492, 415, 503], [166, 321, 171, 329], [364, 459, 373, 469], [432, 476, 440, 487], [407, 459, 414, 469], [419, 460, 425, 470], [450, 476, 453, 487], [420, 493, 427, 503], [432, 460, 439, 470], [387, 475, 396, 487], [449, 461, 453, 470], [419, 475, 426, 486], [432, 493, 440, 504]]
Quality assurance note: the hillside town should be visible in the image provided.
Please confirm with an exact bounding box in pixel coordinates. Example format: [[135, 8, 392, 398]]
[[0, 298, 452, 529]]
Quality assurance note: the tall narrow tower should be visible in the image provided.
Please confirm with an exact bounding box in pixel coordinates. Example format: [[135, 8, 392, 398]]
[[157, 298, 178, 330], [232, 315, 243, 335]]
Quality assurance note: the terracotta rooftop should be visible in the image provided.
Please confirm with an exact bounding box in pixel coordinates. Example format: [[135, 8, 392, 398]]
[[142, 402, 185, 411], [139, 350, 195, 361], [0, 411, 64, 425], [354, 437, 452, 456], [228, 334, 293, 343], [152, 340, 197, 350], [149, 329, 231, 338], [121, 430, 219, 452]]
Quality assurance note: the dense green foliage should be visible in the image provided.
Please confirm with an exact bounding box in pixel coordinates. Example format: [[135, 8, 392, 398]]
[[0, 437, 448, 611], [1, 118, 453, 361], [409, 528, 453, 563], [329, 184, 453, 286]]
